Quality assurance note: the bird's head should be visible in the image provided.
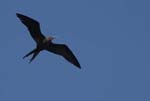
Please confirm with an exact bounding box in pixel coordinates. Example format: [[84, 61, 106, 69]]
[[43, 36, 55, 43], [46, 36, 55, 41]]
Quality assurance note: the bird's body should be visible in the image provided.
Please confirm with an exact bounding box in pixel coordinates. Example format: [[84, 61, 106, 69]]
[[16, 13, 81, 69]]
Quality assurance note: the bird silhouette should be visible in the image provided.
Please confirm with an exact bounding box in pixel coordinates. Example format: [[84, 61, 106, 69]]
[[16, 13, 81, 69]]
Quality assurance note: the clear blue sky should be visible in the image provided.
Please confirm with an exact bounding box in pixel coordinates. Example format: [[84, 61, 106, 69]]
[[0, 0, 149, 101]]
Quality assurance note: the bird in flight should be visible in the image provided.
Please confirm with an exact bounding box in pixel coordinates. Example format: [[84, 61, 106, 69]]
[[16, 13, 81, 69]]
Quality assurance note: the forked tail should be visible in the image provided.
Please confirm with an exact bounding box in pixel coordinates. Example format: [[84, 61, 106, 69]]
[[23, 48, 40, 63], [23, 49, 37, 59], [29, 51, 39, 63]]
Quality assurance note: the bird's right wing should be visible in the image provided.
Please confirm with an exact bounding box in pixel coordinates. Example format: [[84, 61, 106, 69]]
[[46, 43, 81, 69], [16, 13, 45, 43]]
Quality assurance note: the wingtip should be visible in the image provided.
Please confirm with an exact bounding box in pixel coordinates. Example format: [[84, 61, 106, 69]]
[[16, 13, 21, 17], [76, 64, 81, 69], [16, 13, 19, 16], [78, 66, 81, 69], [16, 13, 24, 18]]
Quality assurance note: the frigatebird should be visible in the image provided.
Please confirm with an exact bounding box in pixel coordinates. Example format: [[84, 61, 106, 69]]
[[16, 13, 81, 69]]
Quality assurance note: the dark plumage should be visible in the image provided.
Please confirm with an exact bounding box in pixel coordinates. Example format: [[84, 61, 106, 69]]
[[16, 13, 81, 69]]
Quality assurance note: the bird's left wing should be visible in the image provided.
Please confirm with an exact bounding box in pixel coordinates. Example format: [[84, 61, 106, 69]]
[[16, 13, 45, 43], [46, 43, 81, 69]]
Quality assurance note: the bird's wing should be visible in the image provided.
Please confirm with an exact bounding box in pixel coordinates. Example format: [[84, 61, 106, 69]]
[[46, 43, 81, 69], [16, 13, 45, 43]]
